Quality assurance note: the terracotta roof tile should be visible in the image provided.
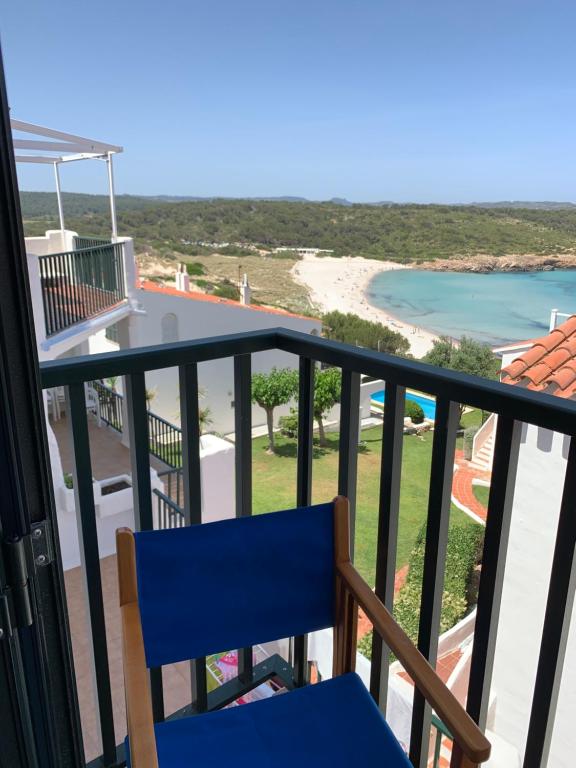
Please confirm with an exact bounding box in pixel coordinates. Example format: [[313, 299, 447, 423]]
[[522, 362, 554, 386], [138, 280, 315, 321], [501, 314, 576, 399], [557, 315, 576, 338], [516, 344, 549, 367]]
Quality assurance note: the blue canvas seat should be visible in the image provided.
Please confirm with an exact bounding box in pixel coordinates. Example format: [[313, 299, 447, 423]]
[[117, 497, 490, 768], [147, 673, 409, 768]]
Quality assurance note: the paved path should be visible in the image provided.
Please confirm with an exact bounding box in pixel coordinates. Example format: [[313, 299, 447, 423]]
[[451, 449, 491, 523]]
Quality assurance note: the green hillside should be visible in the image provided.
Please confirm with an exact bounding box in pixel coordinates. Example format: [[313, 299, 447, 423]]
[[19, 193, 576, 262]]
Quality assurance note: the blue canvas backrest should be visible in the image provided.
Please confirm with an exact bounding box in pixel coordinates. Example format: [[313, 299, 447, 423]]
[[134, 502, 335, 668]]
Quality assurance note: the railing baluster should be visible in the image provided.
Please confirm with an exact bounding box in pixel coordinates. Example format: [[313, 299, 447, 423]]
[[179, 363, 208, 713], [338, 369, 361, 556], [68, 250, 79, 324], [410, 397, 459, 768], [66, 383, 117, 767], [117, 243, 125, 301], [523, 437, 576, 768], [370, 382, 406, 710], [234, 354, 253, 683], [465, 416, 521, 734], [54, 254, 63, 330], [293, 356, 315, 687], [37, 243, 126, 337], [125, 372, 164, 723], [45, 255, 57, 332], [61, 252, 72, 327]]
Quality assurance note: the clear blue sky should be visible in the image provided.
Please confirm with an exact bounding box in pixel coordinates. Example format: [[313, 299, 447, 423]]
[[2, 0, 575, 203]]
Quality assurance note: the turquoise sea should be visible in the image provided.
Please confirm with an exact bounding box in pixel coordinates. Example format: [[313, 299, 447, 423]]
[[366, 269, 576, 346]]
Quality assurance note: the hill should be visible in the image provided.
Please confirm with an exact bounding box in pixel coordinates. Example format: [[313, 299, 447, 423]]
[[19, 193, 576, 262]]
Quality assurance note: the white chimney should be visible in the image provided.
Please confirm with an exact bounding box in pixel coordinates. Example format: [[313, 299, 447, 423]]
[[240, 273, 251, 305], [176, 263, 190, 292]]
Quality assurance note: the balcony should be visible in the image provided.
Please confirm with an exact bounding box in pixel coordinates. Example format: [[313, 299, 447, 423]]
[[39, 328, 576, 768], [25, 230, 136, 357]]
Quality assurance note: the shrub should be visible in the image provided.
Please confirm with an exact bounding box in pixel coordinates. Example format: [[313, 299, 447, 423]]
[[358, 522, 484, 660], [463, 426, 478, 460], [213, 280, 240, 300], [322, 310, 410, 356], [64, 472, 74, 489], [278, 408, 299, 439], [186, 261, 205, 276], [357, 632, 374, 660], [405, 400, 425, 424]]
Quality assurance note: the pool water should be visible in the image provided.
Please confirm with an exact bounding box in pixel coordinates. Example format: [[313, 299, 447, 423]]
[[371, 389, 436, 420]]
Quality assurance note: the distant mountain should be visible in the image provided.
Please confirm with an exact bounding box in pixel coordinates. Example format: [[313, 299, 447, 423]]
[[328, 197, 353, 206]]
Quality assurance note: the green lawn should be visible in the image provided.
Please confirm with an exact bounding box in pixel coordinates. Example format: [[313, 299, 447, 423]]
[[473, 484, 490, 508], [252, 424, 480, 587]]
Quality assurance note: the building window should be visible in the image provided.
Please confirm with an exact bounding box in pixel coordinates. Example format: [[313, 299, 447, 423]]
[[105, 323, 119, 344], [161, 313, 179, 343]]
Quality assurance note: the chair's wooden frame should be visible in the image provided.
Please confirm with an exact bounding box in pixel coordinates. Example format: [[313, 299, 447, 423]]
[[117, 496, 491, 768], [332, 496, 491, 768]]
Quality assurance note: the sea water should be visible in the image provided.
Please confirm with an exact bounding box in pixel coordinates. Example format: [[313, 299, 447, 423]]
[[366, 269, 576, 345]]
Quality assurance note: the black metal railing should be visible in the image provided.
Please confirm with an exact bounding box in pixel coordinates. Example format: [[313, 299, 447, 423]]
[[39, 242, 126, 337], [158, 467, 183, 508], [74, 235, 112, 250], [153, 487, 185, 529], [90, 380, 184, 469], [147, 410, 183, 468], [39, 328, 576, 768], [91, 380, 123, 432]]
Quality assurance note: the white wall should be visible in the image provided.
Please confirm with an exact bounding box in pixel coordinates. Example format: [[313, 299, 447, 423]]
[[25, 229, 75, 257], [198, 434, 235, 523], [490, 425, 575, 766], [133, 288, 321, 435]]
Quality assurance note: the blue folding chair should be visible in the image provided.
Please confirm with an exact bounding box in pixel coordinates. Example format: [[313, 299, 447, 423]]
[[117, 497, 490, 767]]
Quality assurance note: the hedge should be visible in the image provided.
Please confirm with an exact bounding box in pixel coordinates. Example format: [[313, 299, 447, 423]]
[[463, 426, 478, 460], [405, 400, 425, 424], [278, 408, 299, 439], [359, 521, 484, 660]]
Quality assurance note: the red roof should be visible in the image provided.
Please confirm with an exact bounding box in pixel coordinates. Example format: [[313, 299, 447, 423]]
[[500, 315, 576, 399], [139, 280, 314, 321]]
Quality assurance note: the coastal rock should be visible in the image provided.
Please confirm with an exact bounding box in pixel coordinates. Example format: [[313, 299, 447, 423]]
[[418, 253, 576, 273]]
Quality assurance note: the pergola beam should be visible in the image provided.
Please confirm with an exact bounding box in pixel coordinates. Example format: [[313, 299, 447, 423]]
[[11, 118, 123, 239], [13, 140, 113, 154], [11, 119, 122, 154]]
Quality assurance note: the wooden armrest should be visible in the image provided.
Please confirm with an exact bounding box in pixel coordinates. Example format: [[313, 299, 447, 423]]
[[121, 604, 158, 768], [337, 560, 491, 765], [117, 528, 158, 768]]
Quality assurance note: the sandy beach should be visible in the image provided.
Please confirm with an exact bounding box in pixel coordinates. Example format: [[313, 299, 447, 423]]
[[292, 255, 437, 358]]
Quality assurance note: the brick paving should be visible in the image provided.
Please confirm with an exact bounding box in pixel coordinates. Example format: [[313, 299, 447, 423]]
[[451, 448, 491, 523], [357, 564, 409, 640]]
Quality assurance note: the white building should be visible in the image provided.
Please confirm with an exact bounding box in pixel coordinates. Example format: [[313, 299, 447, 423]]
[[469, 311, 576, 768]]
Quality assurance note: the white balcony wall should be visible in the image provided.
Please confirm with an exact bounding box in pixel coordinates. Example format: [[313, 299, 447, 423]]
[[491, 424, 575, 767], [25, 229, 76, 257]]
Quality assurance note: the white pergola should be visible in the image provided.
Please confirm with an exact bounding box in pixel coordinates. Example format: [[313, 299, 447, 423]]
[[11, 119, 123, 238]]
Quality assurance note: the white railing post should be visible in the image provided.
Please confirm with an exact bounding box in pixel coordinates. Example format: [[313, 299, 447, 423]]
[[550, 308, 559, 332]]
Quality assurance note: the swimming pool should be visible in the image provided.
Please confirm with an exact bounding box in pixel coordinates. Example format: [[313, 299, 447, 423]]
[[371, 389, 436, 420]]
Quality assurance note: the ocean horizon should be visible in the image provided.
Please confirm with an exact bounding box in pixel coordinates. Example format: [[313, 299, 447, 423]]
[[366, 268, 576, 346]]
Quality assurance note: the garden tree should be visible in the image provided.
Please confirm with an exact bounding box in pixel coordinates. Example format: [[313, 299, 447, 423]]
[[322, 311, 409, 356], [424, 335, 500, 421], [314, 368, 342, 445], [251, 368, 298, 453]]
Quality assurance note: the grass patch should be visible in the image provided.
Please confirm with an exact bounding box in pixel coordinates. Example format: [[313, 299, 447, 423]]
[[473, 484, 490, 508], [252, 424, 479, 586]]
